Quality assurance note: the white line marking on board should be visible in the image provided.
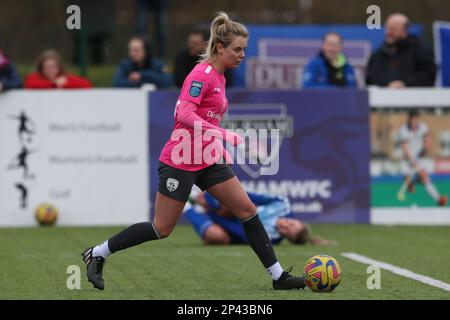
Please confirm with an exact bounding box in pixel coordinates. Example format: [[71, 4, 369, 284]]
[[341, 252, 450, 292]]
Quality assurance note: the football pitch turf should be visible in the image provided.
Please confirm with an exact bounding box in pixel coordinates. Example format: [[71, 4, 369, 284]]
[[1, 224, 449, 300]]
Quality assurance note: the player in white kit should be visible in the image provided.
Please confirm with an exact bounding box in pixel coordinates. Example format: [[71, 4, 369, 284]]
[[397, 111, 448, 206]]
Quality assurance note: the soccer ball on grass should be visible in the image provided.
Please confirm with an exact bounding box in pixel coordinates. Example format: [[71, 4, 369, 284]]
[[303, 254, 341, 292]]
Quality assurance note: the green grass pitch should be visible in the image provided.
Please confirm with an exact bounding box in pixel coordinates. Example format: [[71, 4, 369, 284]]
[[1, 224, 449, 300]]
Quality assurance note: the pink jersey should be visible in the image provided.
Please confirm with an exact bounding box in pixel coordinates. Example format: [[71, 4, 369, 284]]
[[159, 62, 228, 171]]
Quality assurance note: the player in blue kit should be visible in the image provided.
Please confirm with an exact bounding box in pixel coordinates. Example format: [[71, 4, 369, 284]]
[[186, 191, 334, 246]]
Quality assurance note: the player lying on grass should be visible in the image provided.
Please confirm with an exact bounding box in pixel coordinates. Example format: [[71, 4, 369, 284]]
[[186, 191, 335, 246], [398, 110, 448, 206]]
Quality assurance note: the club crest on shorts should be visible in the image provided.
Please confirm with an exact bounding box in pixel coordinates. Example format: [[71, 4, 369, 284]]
[[189, 81, 203, 97], [166, 178, 179, 192]]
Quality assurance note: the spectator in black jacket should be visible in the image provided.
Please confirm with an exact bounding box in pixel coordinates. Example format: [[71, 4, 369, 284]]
[[174, 28, 233, 88], [366, 13, 436, 88], [0, 49, 21, 92], [113, 36, 172, 88]]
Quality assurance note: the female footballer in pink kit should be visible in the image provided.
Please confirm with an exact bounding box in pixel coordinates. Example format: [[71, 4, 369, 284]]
[[81, 12, 305, 291]]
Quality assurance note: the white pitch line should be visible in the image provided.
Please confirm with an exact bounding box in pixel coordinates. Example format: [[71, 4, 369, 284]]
[[341, 252, 450, 292]]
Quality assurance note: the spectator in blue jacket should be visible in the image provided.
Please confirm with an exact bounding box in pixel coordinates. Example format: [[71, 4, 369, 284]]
[[302, 32, 357, 88], [0, 48, 22, 92], [113, 36, 172, 88]]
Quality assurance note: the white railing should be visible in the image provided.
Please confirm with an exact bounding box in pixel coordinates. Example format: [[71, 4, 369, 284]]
[[369, 87, 450, 108]]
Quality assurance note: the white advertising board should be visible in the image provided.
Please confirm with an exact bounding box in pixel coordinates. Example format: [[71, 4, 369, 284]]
[[0, 90, 149, 226]]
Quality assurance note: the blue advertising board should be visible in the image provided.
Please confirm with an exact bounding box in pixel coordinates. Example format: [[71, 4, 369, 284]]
[[149, 89, 370, 223], [434, 21, 450, 87]]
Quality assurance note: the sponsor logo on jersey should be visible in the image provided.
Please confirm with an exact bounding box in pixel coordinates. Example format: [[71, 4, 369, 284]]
[[207, 110, 222, 121]]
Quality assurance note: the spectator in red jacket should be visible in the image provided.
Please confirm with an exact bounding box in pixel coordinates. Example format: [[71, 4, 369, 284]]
[[25, 50, 92, 89]]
